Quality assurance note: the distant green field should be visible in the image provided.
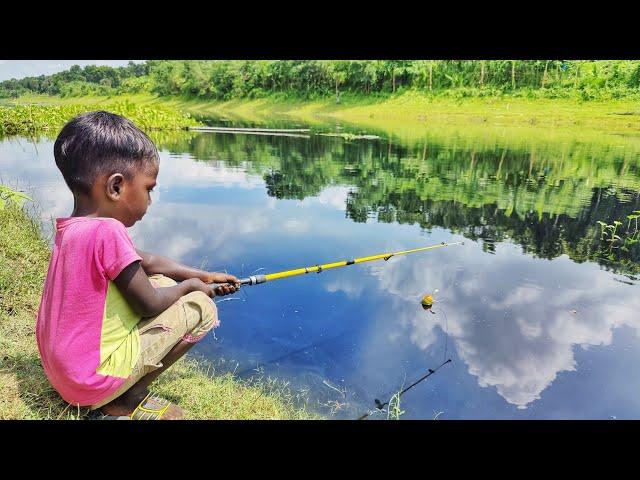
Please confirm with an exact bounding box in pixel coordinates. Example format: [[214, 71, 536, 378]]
[[4, 91, 639, 140]]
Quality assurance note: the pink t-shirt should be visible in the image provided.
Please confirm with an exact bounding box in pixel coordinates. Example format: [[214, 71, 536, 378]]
[[36, 217, 143, 406]]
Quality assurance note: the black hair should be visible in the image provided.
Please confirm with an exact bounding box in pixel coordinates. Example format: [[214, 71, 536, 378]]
[[53, 110, 160, 195]]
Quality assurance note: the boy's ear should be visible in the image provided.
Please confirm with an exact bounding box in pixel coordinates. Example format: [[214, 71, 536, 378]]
[[106, 173, 125, 200]]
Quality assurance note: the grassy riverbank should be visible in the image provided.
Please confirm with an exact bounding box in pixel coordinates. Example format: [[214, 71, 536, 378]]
[[5, 91, 639, 142], [0, 202, 317, 420], [175, 91, 640, 129]]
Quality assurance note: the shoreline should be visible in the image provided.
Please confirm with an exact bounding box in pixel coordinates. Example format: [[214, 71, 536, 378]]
[[4, 92, 640, 135]]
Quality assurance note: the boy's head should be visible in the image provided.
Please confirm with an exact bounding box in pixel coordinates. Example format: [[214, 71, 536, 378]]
[[54, 111, 160, 226]]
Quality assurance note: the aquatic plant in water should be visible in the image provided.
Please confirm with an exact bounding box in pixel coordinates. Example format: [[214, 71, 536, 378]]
[[386, 391, 405, 420], [0, 185, 32, 209], [0, 103, 201, 137], [594, 213, 640, 277]]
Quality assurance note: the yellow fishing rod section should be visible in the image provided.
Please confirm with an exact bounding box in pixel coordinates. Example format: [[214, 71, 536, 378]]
[[217, 241, 465, 287]]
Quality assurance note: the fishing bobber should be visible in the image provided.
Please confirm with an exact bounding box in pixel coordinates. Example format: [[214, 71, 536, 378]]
[[421, 294, 434, 310]]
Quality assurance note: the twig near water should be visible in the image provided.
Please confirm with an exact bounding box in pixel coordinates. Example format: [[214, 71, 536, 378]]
[[322, 379, 346, 398]]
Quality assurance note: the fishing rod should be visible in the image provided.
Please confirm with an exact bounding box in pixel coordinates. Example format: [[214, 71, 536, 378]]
[[356, 358, 452, 420], [210, 241, 464, 288]]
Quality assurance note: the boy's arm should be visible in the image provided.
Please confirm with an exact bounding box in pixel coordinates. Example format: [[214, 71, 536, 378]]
[[114, 261, 215, 318], [136, 249, 236, 285]]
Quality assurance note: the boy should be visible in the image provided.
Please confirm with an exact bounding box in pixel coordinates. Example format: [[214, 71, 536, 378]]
[[36, 111, 240, 420]]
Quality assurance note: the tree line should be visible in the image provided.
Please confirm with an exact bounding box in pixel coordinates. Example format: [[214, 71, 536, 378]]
[[2, 60, 640, 100]]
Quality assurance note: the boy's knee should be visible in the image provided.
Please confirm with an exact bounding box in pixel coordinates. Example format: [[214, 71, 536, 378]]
[[181, 291, 219, 342]]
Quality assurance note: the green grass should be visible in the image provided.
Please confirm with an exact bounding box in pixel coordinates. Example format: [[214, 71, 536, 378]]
[[4, 91, 640, 137], [0, 200, 318, 420], [139, 90, 640, 134]]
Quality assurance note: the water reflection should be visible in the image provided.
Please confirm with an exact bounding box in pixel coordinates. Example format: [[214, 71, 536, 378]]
[[2, 124, 640, 418], [155, 127, 640, 277], [349, 242, 640, 410]]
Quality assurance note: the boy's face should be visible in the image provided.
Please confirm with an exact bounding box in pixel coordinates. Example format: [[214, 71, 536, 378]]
[[123, 164, 158, 227], [105, 163, 158, 227]]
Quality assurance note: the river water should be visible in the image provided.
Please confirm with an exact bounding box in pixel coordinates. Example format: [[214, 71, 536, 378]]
[[2, 116, 639, 419]]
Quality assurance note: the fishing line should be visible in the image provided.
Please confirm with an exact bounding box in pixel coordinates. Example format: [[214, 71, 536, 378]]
[[443, 308, 449, 362], [432, 307, 450, 363]]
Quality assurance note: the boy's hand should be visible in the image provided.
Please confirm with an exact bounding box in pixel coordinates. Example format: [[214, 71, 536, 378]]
[[202, 272, 241, 297], [204, 272, 239, 285], [186, 278, 239, 298], [213, 283, 239, 297]]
